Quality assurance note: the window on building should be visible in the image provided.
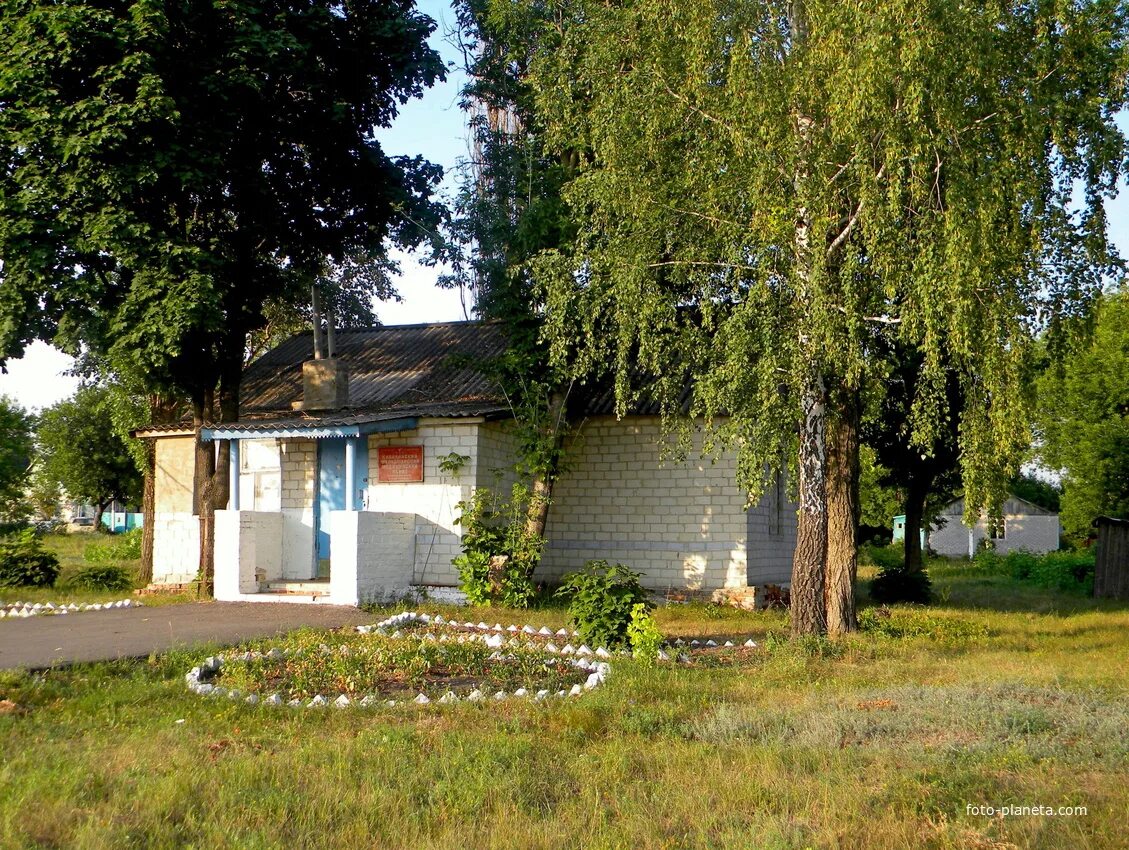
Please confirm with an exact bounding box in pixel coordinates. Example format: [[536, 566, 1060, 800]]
[[239, 439, 281, 511], [769, 475, 785, 536]]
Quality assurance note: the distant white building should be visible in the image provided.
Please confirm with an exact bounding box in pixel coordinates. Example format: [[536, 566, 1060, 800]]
[[929, 495, 1060, 558]]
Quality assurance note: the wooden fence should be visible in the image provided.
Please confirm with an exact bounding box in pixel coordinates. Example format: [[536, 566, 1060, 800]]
[[1093, 516, 1129, 600]]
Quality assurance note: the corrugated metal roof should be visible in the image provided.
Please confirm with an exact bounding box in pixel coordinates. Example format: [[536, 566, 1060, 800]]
[[137, 320, 688, 436], [240, 320, 511, 417]]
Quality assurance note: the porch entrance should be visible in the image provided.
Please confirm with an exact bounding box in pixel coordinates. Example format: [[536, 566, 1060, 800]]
[[315, 440, 346, 577], [314, 438, 368, 579]]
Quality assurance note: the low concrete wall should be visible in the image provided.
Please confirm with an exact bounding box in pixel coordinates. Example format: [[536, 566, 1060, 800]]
[[214, 510, 284, 600], [329, 511, 417, 606]]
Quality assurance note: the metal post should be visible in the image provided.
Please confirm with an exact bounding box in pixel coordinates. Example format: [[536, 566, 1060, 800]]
[[345, 437, 356, 511], [311, 286, 324, 359], [229, 439, 240, 511]]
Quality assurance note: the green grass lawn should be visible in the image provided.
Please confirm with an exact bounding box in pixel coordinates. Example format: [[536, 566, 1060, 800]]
[[1, 563, 1127, 849]]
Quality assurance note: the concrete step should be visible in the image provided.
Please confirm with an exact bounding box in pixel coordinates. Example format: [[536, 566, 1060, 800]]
[[262, 580, 331, 597]]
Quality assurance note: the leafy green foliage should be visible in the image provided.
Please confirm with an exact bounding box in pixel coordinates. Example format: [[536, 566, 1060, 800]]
[[0, 0, 445, 419], [0, 529, 60, 587], [453, 485, 542, 607], [0, 396, 33, 523], [1038, 290, 1129, 539], [83, 528, 143, 564], [438, 453, 471, 477], [974, 549, 1095, 595], [37, 387, 143, 515], [857, 445, 900, 533], [1008, 474, 1062, 515], [626, 602, 664, 664], [66, 563, 133, 592], [868, 563, 934, 606], [530, 0, 1127, 520], [556, 560, 652, 649]]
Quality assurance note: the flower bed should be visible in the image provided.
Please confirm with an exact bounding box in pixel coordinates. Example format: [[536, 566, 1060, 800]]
[[184, 612, 611, 709]]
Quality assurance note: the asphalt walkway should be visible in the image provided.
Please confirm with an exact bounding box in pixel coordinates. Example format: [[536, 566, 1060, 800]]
[[0, 601, 373, 670]]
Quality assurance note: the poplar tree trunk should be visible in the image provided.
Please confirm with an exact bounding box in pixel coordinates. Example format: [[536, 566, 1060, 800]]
[[193, 391, 216, 597], [903, 476, 932, 572], [139, 440, 156, 585], [92, 500, 107, 533], [791, 379, 828, 636], [825, 397, 860, 636]]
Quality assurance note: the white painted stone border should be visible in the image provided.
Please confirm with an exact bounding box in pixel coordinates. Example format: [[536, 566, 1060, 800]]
[[183, 611, 611, 710], [0, 598, 141, 618]]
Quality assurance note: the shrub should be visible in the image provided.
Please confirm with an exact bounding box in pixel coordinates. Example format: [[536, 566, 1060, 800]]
[[974, 548, 1095, 593], [452, 486, 541, 608], [862, 542, 907, 572], [0, 529, 60, 588], [556, 560, 652, 649], [1003, 550, 1038, 580], [1028, 550, 1095, 594], [626, 602, 664, 664], [84, 527, 143, 564], [67, 563, 134, 591], [971, 549, 1006, 575], [869, 562, 933, 604]]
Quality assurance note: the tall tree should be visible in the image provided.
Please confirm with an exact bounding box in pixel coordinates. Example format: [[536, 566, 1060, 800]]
[[0, 0, 446, 591], [37, 386, 143, 530], [864, 346, 963, 573], [526, 0, 1127, 634], [1039, 288, 1129, 539], [444, 1, 578, 561], [0, 396, 33, 523]]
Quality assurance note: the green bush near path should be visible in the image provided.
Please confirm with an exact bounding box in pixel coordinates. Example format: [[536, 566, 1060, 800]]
[[2, 566, 1129, 849], [0, 533, 195, 607]]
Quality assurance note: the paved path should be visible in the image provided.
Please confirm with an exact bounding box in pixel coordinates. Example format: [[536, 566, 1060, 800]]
[[0, 602, 374, 670]]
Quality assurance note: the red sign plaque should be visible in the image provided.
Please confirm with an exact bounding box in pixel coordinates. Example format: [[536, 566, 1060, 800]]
[[377, 446, 424, 483]]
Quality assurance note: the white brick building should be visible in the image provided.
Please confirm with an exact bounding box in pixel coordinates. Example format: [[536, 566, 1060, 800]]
[[138, 322, 795, 605], [929, 495, 1060, 557]]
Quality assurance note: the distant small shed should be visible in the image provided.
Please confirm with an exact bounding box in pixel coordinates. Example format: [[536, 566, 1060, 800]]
[[891, 514, 925, 548], [929, 495, 1060, 558], [1093, 516, 1129, 600]]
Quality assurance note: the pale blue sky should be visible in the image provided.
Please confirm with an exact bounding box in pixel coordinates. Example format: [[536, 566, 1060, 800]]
[[1, 4, 1127, 410]]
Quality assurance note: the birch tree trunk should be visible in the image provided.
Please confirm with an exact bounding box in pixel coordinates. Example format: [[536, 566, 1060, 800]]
[[791, 378, 829, 635]]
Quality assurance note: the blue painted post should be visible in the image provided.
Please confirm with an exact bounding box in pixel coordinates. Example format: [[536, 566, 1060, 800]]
[[228, 440, 240, 511], [345, 438, 356, 511]]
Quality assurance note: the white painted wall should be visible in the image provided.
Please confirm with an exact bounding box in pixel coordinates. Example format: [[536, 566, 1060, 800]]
[[213, 510, 284, 600], [151, 513, 200, 585], [329, 510, 416, 605], [365, 420, 481, 586], [279, 439, 317, 579], [151, 435, 200, 585], [930, 512, 1061, 557], [539, 416, 789, 592]]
